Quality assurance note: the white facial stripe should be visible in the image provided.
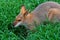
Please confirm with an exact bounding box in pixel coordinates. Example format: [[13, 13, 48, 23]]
[[14, 22, 22, 27]]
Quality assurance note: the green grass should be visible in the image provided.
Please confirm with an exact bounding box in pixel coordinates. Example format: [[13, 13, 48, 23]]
[[0, 0, 60, 40]]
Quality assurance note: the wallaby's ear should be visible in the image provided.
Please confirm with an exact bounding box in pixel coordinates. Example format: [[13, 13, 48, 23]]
[[20, 5, 28, 16]]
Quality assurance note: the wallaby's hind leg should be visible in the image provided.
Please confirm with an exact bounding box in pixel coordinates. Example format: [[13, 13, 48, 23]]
[[48, 9, 54, 21], [48, 8, 58, 21], [48, 8, 60, 22]]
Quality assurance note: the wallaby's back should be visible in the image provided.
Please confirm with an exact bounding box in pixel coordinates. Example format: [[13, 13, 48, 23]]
[[32, 2, 60, 22]]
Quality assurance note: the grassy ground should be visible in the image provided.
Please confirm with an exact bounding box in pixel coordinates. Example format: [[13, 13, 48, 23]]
[[0, 0, 60, 40]]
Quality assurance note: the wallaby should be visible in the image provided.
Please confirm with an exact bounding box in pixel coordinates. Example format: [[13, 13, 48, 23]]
[[13, 1, 60, 30]]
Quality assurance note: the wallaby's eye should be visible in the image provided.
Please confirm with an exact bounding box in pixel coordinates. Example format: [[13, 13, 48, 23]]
[[18, 20, 21, 21]]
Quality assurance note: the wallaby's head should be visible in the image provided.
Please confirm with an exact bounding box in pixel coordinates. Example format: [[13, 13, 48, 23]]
[[13, 6, 33, 27]]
